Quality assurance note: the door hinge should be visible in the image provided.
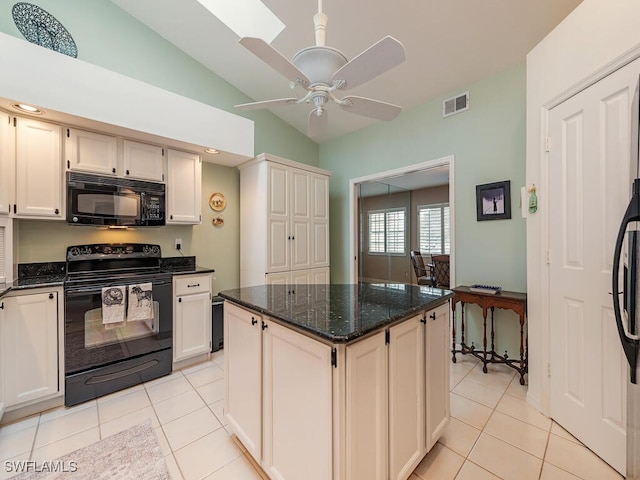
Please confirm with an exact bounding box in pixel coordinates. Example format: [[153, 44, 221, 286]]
[[545, 137, 551, 152], [66, 128, 70, 138], [385, 329, 390, 345], [162, 148, 165, 156], [162, 173, 165, 182], [67, 160, 70, 169], [546, 250, 550, 265], [12, 117, 16, 127], [331, 348, 337, 368], [547, 362, 551, 377]]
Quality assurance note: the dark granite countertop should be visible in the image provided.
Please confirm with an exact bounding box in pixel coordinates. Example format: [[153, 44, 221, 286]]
[[218, 282, 453, 344], [159, 256, 214, 275]]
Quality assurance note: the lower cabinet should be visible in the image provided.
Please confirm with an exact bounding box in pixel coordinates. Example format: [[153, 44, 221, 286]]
[[173, 273, 212, 362], [1, 289, 62, 408], [225, 300, 450, 480], [225, 302, 333, 480]]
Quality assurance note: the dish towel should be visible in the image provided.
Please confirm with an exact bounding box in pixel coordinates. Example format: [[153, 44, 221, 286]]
[[101, 286, 126, 325], [127, 283, 154, 321]]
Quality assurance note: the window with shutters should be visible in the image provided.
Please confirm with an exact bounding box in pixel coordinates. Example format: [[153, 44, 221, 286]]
[[368, 208, 406, 255], [418, 204, 450, 255]]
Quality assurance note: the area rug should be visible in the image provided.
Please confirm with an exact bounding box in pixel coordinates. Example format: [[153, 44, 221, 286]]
[[9, 420, 171, 479]]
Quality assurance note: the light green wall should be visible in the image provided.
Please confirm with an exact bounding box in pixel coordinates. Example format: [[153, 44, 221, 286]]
[[1, 0, 318, 292], [320, 63, 526, 352]]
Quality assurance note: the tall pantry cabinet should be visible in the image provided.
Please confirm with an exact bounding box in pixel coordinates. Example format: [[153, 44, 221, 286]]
[[239, 153, 330, 288]]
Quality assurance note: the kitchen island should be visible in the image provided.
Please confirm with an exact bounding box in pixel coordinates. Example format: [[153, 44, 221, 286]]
[[219, 282, 453, 480]]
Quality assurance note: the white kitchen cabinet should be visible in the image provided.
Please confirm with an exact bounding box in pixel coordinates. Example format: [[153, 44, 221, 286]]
[[345, 331, 389, 480], [0, 217, 13, 284], [166, 149, 202, 224], [262, 320, 333, 480], [225, 302, 263, 461], [424, 302, 451, 451], [240, 153, 331, 287], [123, 139, 164, 182], [173, 273, 211, 362], [65, 128, 118, 175], [0, 112, 15, 216], [389, 315, 425, 480], [0, 298, 4, 422], [15, 117, 63, 219], [225, 302, 333, 480], [1, 290, 60, 407]]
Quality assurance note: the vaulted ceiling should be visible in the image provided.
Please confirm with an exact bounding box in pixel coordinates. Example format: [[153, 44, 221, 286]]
[[112, 0, 582, 143]]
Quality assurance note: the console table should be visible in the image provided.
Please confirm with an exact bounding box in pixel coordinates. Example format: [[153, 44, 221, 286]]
[[451, 286, 528, 385]]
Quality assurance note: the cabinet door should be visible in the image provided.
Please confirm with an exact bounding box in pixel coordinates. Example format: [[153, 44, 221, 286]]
[[15, 118, 62, 218], [265, 271, 290, 285], [346, 331, 388, 480], [166, 149, 201, 224], [65, 128, 117, 175], [309, 267, 330, 285], [424, 303, 450, 452], [0, 113, 15, 216], [0, 299, 4, 422], [174, 291, 211, 361], [2, 292, 59, 406], [389, 316, 425, 480], [0, 217, 13, 284], [224, 303, 263, 461], [267, 163, 290, 272], [290, 168, 311, 271], [123, 140, 164, 182], [262, 320, 332, 480], [311, 173, 330, 268]]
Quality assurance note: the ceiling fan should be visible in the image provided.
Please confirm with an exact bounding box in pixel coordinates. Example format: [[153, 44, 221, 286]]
[[235, 0, 406, 137]]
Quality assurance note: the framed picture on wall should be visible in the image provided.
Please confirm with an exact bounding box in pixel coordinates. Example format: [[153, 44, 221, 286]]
[[476, 180, 511, 221]]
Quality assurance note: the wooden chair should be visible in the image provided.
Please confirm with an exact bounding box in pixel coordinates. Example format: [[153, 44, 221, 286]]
[[410, 251, 433, 285], [431, 254, 450, 288]]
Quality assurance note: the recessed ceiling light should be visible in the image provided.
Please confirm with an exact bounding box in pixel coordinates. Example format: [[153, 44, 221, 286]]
[[196, 0, 284, 43], [12, 103, 44, 115], [205, 148, 220, 154]]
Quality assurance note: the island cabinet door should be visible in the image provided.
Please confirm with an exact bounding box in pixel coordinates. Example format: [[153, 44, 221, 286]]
[[345, 331, 388, 480], [224, 303, 263, 462], [424, 303, 451, 452], [262, 320, 333, 480], [389, 315, 426, 480]]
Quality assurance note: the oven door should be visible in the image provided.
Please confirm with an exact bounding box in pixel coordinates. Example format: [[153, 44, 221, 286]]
[[64, 274, 172, 376]]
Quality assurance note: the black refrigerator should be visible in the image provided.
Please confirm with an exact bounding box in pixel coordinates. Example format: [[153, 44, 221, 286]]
[[613, 75, 640, 480]]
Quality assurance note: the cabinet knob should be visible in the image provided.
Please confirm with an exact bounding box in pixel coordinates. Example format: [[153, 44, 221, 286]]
[[54, 208, 59, 215], [430, 312, 436, 320], [112, 167, 116, 174], [178, 298, 182, 303], [0, 302, 4, 309], [48, 293, 54, 299], [420, 316, 427, 324], [251, 317, 258, 326], [126, 170, 130, 175], [261, 321, 268, 330], [291, 236, 295, 240]]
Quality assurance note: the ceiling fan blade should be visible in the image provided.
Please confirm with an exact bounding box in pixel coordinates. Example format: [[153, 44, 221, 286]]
[[239, 37, 311, 86], [332, 36, 406, 90], [235, 98, 299, 110], [308, 109, 328, 138], [340, 96, 401, 121]]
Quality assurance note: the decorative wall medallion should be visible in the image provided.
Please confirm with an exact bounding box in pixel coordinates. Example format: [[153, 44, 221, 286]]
[[212, 216, 224, 227], [12, 2, 78, 58], [209, 192, 226, 211]]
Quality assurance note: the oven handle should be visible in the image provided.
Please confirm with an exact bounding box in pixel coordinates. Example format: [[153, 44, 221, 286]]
[[64, 278, 172, 296]]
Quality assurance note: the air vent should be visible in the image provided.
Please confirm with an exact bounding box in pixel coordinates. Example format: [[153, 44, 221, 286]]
[[442, 92, 469, 118]]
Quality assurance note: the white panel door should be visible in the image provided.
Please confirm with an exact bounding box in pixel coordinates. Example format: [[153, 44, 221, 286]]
[[174, 291, 211, 361], [311, 174, 330, 268], [290, 168, 311, 271], [123, 140, 164, 182], [224, 303, 263, 461], [15, 118, 62, 218], [389, 315, 425, 480], [346, 331, 388, 480], [267, 163, 290, 272], [65, 128, 117, 175], [0, 113, 15, 215], [548, 59, 640, 474], [166, 149, 201, 224], [262, 320, 332, 480]]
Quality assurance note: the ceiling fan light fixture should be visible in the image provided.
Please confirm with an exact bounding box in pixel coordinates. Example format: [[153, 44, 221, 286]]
[[292, 46, 347, 86]]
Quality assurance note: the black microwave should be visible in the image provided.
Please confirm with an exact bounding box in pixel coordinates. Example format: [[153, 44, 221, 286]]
[[66, 172, 166, 226]]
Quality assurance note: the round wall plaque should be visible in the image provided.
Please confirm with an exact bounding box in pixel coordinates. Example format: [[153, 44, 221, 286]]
[[209, 192, 226, 211]]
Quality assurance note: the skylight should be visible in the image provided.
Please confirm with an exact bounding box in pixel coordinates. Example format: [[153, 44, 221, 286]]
[[196, 0, 285, 43]]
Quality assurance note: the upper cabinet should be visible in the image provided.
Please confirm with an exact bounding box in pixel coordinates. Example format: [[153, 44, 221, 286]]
[[15, 117, 63, 219], [65, 128, 166, 182], [123, 140, 164, 182], [166, 149, 202, 224], [239, 153, 331, 287], [65, 128, 117, 175], [0, 113, 15, 216]]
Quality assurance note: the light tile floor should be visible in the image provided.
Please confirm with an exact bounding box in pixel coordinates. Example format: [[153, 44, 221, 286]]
[[0, 351, 625, 480]]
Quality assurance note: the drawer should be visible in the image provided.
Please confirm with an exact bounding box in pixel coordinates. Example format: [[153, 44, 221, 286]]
[[174, 274, 211, 296]]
